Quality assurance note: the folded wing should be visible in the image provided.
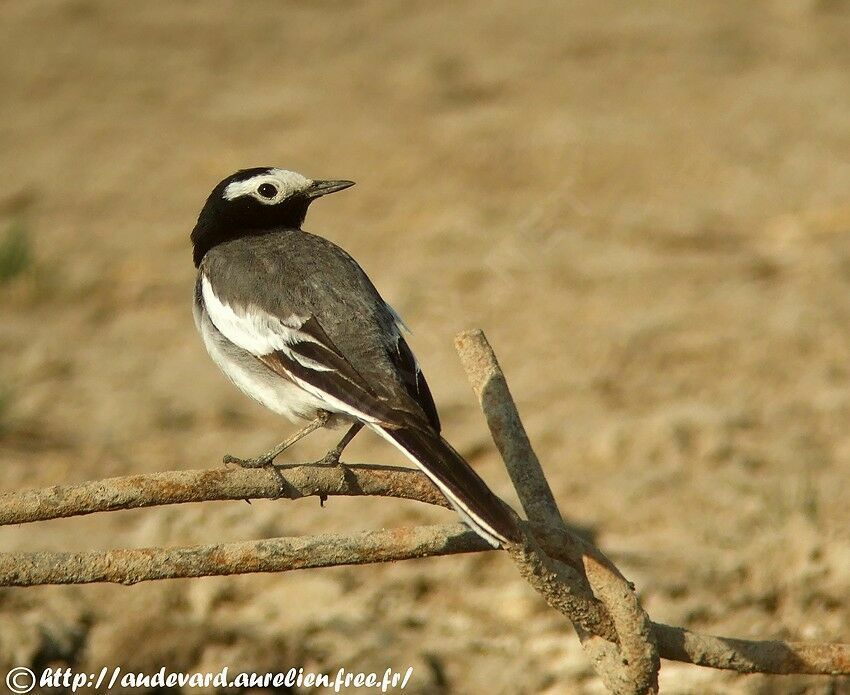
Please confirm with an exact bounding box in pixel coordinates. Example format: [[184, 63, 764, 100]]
[[201, 274, 519, 546]]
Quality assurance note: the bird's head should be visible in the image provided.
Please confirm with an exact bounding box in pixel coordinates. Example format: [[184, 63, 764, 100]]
[[190, 167, 354, 266]]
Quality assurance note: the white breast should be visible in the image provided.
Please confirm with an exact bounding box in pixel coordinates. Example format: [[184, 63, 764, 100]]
[[193, 297, 326, 423]]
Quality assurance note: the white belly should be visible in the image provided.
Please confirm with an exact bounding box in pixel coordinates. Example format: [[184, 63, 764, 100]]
[[194, 299, 328, 423]]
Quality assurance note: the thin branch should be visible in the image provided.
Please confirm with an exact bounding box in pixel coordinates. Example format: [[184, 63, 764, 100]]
[[455, 330, 660, 694], [0, 464, 448, 525], [507, 534, 617, 642], [0, 523, 478, 586], [454, 330, 564, 531], [651, 623, 850, 676], [580, 554, 659, 695]]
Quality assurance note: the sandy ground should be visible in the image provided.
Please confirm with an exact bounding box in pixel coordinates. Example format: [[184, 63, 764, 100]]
[[1, 1, 849, 692]]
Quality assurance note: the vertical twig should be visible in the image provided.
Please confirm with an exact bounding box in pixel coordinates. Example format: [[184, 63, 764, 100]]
[[454, 329, 565, 531], [455, 329, 660, 695]]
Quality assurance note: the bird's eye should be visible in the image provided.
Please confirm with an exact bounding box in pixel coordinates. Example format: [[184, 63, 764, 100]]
[[257, 183, 278, 199]]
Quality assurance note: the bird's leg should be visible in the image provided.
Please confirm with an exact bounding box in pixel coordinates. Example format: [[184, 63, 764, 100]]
[[223, 412, 331, 495], [316, 422, 364, 507], [317, 422, 364, 466]]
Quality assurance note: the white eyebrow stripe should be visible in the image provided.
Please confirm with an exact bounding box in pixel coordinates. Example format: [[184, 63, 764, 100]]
[[222, 168, 312, 202]]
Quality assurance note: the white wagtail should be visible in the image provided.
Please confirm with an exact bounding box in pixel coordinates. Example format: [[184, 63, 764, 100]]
[[190, 167, 519, 547]]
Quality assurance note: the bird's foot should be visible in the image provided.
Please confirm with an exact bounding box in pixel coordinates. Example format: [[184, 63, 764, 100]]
[[223, 452, 275, 468], [223, 453, 287, 499], [316, 449, 344, 467]]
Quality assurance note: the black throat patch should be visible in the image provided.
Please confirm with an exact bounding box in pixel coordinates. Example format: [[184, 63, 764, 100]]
[[190, 169, 312, 267]]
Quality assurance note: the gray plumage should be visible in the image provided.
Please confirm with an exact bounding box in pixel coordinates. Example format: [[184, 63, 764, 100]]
[[199, 231, 430, 425]]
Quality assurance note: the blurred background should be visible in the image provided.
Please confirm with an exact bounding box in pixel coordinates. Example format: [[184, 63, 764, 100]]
[[1, 1, 849, 693]]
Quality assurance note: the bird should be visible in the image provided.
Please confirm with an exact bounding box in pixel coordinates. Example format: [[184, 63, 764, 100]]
[[190, 167, 520, 547]]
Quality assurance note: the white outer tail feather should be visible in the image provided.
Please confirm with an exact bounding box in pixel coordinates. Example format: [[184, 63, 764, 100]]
[[369, 424, 505, 548]]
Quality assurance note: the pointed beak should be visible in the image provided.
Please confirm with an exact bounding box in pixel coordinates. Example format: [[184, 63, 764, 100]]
[[304, 180, 355, 199]]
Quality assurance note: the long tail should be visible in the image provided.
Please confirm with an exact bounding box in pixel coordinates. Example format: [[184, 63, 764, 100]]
[[370, 423, 520, 547]]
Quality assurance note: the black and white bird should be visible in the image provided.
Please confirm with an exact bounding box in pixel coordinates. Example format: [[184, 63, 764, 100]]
[[190, 167, 519, 547]]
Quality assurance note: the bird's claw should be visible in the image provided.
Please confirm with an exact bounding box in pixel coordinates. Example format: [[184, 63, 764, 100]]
[[316, 451, 342, 467], [223, 453, 286, 499], [223, 453, 274, 468]]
